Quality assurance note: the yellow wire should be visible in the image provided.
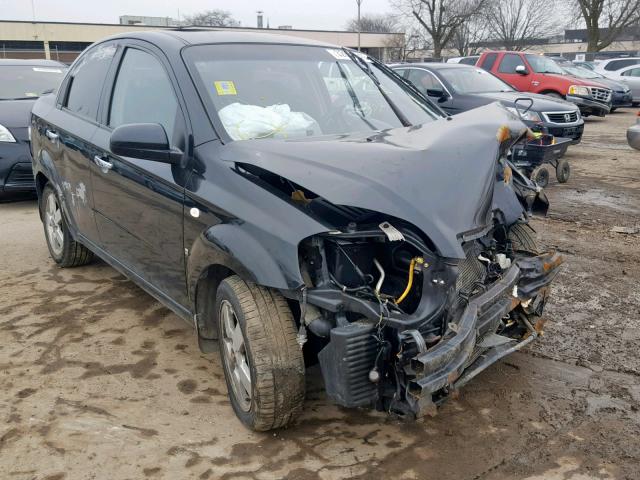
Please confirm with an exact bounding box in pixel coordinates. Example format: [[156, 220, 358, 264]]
[[396, 258, 416, 304]]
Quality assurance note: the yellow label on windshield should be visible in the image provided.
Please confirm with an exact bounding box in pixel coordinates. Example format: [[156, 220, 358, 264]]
[[214, 81, 237, 96]]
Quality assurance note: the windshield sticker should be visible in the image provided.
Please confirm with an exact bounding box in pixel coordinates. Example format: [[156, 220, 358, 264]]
[[326, 49, 350, 60], [32, 67, 63, 73], [214, 81, 237, 96]]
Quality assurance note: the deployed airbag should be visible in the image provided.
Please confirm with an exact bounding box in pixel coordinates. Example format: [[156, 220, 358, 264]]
[[219, 103, 320, 140]]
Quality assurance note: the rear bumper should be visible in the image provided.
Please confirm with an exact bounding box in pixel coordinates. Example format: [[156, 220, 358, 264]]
[[566, 94, 611, 116], [0, 142, 35, 194]]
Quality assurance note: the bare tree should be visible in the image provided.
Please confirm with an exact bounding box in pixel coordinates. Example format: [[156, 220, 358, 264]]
[[390, 0, 488, 59], [485, 0, 560, 50], [184, 9, 240, 27], [385, 24, 432, 60], [570, 0, 640, 51], [346, 14, 398, 33], [449, 18, 489, 56]]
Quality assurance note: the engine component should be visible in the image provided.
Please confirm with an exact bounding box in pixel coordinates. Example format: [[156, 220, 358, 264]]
[[396, 257, 425, 304], [379, 221, 405, 241], [318, 321, 378, 408]]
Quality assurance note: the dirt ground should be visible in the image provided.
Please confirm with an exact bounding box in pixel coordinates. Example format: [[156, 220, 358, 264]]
[[1, 109, 639, 480]]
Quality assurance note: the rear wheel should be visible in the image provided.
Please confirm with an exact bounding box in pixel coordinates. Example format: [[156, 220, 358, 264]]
[[530, 165, 549, 188], [556, 158, 570, 183], [215, 276, 305, 431], [41, 184, 93, 267]]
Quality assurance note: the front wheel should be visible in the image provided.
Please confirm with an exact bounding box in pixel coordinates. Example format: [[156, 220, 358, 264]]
[[40, 184, 93, 267], [215, 276, 305, 431]]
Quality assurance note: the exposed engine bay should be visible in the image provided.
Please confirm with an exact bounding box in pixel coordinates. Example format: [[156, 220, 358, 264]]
[[236, 144, 563, 417]]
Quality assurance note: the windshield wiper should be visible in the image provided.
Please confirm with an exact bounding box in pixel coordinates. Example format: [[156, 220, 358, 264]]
[[342, 48, 411, 127], [334, 61, 377, 130]]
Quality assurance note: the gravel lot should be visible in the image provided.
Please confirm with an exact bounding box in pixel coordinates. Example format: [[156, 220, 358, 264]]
[[1, 109, 639, 480]]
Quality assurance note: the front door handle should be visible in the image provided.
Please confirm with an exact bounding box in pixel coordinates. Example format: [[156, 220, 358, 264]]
[[45, 129, 58, 142], [94, 155, 113, 173]]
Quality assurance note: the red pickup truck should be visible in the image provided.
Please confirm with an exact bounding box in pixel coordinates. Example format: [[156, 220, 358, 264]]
[[477, 51, 612, 117]]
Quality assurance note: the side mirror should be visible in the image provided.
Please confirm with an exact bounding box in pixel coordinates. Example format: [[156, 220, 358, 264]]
[[426, 88, 447, 99], [110, 123, 182, 164], [515, 65, 529, 75]]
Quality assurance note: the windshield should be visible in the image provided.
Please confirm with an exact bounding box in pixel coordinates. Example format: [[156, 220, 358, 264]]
[[561, 65, 600, 79], [0, 65, 66, 100], [438, 67, 513, 94], [183, 44, 440, 141], [525, 55, 564, 75]]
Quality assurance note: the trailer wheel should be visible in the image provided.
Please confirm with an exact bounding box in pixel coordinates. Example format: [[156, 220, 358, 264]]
[[215, 275, 305, 431], [556, 158, 570, 183], [530, 166, 549, 188]]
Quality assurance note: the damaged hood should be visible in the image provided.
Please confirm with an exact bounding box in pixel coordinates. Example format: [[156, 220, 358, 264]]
[[219, 103, 526, 259]]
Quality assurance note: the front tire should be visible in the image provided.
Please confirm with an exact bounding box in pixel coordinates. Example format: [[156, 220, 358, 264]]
[[215, 276, 305, 431], [40, 184, 93, 267]]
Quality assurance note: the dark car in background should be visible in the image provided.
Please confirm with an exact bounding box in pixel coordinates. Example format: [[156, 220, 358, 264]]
[[0, 59, 66, 199], [556, 61, 633, 111], [391, 63, 585, 144], [31, 31, 561, 431]]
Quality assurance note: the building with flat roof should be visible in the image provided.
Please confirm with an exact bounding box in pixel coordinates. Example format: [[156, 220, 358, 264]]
[[0, 19, 404, 63]]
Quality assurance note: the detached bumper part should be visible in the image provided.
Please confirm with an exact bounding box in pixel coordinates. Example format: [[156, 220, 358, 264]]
[[565, 94, 611, 117]]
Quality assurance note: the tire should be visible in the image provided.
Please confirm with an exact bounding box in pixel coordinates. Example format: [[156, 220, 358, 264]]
[[556, 158, 570, 183], [215, 275, 305, 431], [40, 183, 93, 267], [610, 108, 617, 113], [530, 165, 549, 188], [509, 223, 540, 255]]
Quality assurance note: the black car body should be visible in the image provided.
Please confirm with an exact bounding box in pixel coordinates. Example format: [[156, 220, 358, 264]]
[[391, 63, 585, 144], [0, 59, 66, 198], [556, 62, 633, 110], [31, 31, 562, 430]]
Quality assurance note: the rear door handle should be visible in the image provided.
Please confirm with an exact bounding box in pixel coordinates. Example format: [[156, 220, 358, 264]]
[[45, 129, 58, 142], [94, 155, 113, 173]]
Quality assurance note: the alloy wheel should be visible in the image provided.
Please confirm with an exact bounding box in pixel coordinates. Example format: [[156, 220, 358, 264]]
[[45, 191, 64, 257], [220, 300, 252, 411]]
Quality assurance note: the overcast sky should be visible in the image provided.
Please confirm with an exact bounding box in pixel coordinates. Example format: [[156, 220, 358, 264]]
[[1, 0, 393, 30]]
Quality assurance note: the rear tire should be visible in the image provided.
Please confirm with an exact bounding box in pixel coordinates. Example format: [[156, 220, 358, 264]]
[[530, 165, 549, 188], [215, 275, 305, 431], [556, 158, 570, 183], [40, 183, 93, 267]]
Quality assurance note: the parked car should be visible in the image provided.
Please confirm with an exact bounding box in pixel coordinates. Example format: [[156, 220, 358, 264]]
[[594, 57, 640, 74], [0, 59, 66, 199], [600, 65, 640, 106], [391, 63, 584, 143], [628, 111, 640, 150], [31, 31, 562, 431], [572, 60, 596, 70], [391, 62, 581, 186], [556, 62, 634, 110], [478, 51, 612, 117], [446, 55, 479, 65]]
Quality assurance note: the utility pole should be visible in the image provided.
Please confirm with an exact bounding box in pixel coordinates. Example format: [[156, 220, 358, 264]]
[[356, 0, 363, 51]]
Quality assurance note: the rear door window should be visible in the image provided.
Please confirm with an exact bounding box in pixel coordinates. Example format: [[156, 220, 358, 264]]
[[622, 67, 640, 77], [64, 43, 117, 120], [498, 54, 525, 73], [480, 53, 498, 71], [605, 59, 638, 71], [108, 48, 180, 144]]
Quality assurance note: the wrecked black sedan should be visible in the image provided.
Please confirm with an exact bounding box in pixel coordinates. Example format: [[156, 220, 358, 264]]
[[30, 31, 562, 431]]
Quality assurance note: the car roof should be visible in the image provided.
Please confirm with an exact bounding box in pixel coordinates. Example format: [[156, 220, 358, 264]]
[[394, 62, 475, 70], [0, 58, 67, 67], [600, 57, 640, 63], [105, 29, 336, 48]]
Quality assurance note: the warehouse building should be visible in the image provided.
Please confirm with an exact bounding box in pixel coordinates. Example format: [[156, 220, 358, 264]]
[[0, 19, 404, 63]]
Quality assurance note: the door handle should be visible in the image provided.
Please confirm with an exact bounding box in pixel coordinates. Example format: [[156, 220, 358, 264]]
[[94, 155, 113, 173], [45, 129, 59, 142]]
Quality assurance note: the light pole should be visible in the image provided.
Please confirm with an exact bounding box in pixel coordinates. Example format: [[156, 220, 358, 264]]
[[356, 0, 363, 51]]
